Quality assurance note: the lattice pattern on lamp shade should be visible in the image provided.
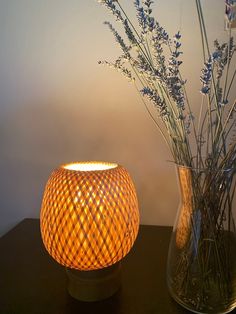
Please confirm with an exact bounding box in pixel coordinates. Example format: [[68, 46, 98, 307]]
[[40, 162, 139, 271]]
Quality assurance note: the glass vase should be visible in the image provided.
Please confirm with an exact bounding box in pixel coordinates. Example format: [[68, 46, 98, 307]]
[[167, 165, 236, 314]]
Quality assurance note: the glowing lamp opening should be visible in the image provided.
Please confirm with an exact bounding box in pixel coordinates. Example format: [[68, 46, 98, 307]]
[[63, 162, 118, 171]]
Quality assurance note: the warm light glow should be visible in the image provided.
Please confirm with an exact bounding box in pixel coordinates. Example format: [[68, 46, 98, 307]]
[[63, 162, 117, 171], [40, 162, 139, 271]]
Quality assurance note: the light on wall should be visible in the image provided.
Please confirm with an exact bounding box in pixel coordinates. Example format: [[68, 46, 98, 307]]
[[40, 161, 139, 301]]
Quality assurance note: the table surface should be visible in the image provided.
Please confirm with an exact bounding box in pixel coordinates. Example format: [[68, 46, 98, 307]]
[[0, 219, 235, 314]]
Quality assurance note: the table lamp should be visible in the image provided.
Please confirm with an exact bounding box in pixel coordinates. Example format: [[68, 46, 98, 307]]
[[40, 161, 139, 301]]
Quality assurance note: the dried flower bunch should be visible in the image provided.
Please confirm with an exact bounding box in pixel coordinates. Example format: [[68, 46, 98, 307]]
[[96, 2, 236, 312], [97, 0, 236, 172], [97, 2, 236, 312]]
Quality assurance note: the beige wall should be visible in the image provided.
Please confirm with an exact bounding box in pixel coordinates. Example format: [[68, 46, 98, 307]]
[[0, 0, 235, 235]]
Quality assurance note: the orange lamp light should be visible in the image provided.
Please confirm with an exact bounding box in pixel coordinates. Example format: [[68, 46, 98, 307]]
[[40, 161, 139, 301]]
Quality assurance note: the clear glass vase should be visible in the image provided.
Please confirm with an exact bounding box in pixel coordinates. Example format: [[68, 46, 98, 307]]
[[167, 165, 236, 314]]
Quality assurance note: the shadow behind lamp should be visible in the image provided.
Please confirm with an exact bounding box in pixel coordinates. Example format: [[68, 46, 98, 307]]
[[40, 162, 139, 301]]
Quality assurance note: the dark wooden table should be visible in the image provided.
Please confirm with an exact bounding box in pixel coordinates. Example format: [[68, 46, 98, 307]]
[[0, 219, 233, 314]]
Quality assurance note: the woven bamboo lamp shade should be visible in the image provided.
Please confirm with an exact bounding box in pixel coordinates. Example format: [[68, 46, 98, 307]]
[[40, 161, 139, 301]]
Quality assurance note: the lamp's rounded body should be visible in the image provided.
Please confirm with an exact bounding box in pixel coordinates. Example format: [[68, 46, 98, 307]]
[[40, 162, 139, 272]]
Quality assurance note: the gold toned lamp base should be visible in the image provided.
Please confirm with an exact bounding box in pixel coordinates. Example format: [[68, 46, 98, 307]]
[[66, 262, 121, 302]]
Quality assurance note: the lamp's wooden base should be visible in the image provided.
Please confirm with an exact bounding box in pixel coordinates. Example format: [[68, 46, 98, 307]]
[[66, 262, 121, 302]]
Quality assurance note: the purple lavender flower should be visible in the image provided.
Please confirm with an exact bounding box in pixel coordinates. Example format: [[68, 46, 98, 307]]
[[98, 0, 122, 21], [180, 113, 193, 135], [141, 87, 169, 117], [200, 57, 212, 95], [134, 0, 155, 34], [174, 31, 181, 40], [212, 38, 235, 81], [164, 33, 185, 109], [123, 19, 137, 46], [144, 0, 154, 7], [104, 21, 131, 57], [134, 1, 147, 33]]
